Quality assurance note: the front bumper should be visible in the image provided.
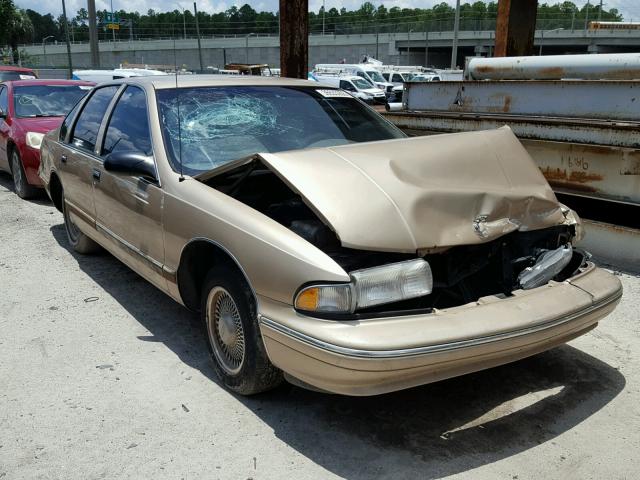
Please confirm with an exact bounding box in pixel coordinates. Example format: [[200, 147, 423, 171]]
[[258, 263, 622, 396], [18, 145, 44, 187]]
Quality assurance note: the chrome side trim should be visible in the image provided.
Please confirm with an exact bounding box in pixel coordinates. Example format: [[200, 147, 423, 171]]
[[258, 288, 622, 359], [96, 222, 164, 272]]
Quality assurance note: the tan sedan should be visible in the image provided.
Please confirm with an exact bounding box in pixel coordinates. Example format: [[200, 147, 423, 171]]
[[39, 76, 622, 396]]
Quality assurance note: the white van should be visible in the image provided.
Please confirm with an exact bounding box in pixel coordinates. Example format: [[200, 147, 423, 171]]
[[313, 64, 394, 95], [313, 74, 387, 104], [72, 68, 167, 84]]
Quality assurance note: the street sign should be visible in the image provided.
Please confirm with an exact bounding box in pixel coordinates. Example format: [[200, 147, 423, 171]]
[[107, 23, 120, 30]]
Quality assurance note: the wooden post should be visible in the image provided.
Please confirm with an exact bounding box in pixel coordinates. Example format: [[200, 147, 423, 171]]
[[279, 0, 308, 79], [494, 0, 538, 57]]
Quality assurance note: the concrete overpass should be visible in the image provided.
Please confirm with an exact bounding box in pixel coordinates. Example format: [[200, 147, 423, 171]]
[[21, 28, 640, 71]]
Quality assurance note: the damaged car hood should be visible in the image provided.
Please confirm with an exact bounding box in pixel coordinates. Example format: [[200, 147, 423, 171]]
[[212, 126, 566, 253]]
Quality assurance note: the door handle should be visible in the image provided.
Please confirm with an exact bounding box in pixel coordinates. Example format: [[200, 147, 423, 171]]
[[60, 154, 67, 163], [92, 168, 101, 181]]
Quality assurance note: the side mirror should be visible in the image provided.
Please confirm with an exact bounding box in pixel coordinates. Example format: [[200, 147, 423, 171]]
[[104, 151, 157, 182], [0, 108, 6, 119]]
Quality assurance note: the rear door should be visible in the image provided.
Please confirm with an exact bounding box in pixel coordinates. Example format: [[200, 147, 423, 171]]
[[62, 85, 120, 234], [93, 85, 166, 290]]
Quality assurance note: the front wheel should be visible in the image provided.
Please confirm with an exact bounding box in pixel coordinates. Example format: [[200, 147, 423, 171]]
[[11, 149, 38, 199], [201, 267, 283, 395], [62, 190, 101, 254]]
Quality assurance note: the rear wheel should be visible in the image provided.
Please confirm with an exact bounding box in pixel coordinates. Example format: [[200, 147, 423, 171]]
[[11, 149, 38, 199], [62, 190, 101, 254], [201, 267, 282, 395]]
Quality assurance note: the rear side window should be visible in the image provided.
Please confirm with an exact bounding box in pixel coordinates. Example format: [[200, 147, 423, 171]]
[[60, 100, 84, 141], [71, 86, 118, 152], [102, 86, 152, 156]]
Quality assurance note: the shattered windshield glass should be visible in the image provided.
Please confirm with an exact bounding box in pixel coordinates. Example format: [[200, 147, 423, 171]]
[[156, 86, 405, 175]]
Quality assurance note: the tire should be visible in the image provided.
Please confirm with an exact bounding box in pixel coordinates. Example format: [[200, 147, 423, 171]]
[[11, 149, 38, 199], [62, 190, 101, 254], [201, 267, 283, 395]]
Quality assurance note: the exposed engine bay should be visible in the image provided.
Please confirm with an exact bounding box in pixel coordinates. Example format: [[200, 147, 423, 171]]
[[202, 159, 586, 314]]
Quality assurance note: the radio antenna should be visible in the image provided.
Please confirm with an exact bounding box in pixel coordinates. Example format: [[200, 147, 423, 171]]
[[173, 34, 185, 182]]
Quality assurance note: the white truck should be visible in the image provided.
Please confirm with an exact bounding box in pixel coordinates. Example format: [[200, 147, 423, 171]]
[[313, 64, 394, 97], [312, 74, 387, 104]]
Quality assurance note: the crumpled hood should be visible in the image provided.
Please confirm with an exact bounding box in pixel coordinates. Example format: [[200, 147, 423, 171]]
[[258, 126, 565, 253]]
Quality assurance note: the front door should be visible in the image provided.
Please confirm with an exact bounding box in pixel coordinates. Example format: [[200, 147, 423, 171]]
[[92, 85, 166, 291], [63, 85, 120, 233]]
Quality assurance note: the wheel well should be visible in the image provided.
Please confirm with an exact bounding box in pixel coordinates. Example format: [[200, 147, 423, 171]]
[[177, 240, 254, 312], [49, 172, 63, 212]]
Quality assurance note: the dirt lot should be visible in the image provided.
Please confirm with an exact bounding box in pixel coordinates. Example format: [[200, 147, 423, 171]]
[[1, 172, 639, 480]]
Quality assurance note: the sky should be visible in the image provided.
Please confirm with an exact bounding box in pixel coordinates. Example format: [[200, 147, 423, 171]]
[[14, 0, 640, 22]]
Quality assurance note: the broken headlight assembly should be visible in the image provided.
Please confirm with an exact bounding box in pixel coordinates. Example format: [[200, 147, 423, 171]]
[[517, 244, 574, 290], [295, 259, 433, 314]]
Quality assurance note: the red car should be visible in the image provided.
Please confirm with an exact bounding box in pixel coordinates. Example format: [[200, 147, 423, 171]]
[[0, 79, 94, 198], [0, 66, 37, 81]]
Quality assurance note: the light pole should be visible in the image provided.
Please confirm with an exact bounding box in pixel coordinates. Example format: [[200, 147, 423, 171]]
[[245, 32, 256, 64], [176, 4, 186, 39], [42, 35, 54, 67], [110, 0, 116, 41], [539, 28, 564, 56], [451, 0, 461, 69], [322, 0, 325, 35], [408, 28, 413, 63]]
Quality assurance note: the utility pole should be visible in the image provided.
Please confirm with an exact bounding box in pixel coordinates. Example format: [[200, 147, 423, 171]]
[[176, 4, 186, 39], [424, 21, 429, 67], [585, 1, 590, 31], [375, 26, 379, 59], [279, 0, 308, 79], [571, 7, 576, 32], [322, 0, 325, 35], [193, 2, 204, 72], [88, 0, 100, 68], [451, 0, 461, 68], [407, 25, 411, 62], [110, 0, 115, 41], [61, 0, 73, 78], [494, 0, 537, 57], [598, 0, 603, 22]]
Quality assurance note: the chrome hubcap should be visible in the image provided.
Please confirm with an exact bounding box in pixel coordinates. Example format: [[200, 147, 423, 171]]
[[206, 287, 245, 375], [12, 154, 23, 193]]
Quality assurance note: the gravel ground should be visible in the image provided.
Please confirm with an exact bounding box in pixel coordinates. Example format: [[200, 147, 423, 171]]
[[1, 172, 639, 480]]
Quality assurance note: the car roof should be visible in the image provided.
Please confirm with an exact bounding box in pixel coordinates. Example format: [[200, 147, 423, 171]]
[[0, 65, 35, 73], [2, 79, 95, 87], [114, 74, 320, 90]]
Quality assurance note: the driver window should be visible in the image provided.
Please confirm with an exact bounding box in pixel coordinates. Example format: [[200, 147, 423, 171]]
[[71, 86, 118, 152], [339, 80, 354, 92], [102, 86, 152, 157]]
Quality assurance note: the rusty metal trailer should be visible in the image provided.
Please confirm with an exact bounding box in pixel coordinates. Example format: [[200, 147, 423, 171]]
[[384, 78, 640, 270]]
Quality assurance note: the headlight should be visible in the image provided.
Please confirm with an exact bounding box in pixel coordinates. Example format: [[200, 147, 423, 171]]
[[295, 259, 433, 314], [351, 259, 432, 309], [26, 132, 45, 150]]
